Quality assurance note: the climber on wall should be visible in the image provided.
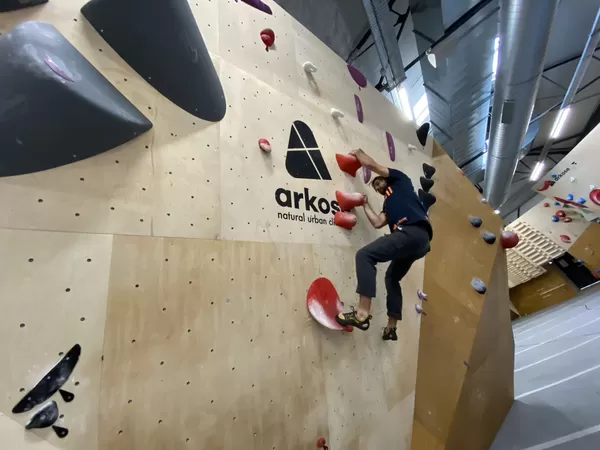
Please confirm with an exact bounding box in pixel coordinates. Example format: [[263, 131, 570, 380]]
[[336, 148, 436, 341]]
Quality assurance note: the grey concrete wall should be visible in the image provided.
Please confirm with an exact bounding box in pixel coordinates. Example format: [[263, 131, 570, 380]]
[[491, 285, 600, 449]]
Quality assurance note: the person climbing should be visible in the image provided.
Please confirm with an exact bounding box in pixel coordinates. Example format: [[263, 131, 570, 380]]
[[335, 148, 436, 341]]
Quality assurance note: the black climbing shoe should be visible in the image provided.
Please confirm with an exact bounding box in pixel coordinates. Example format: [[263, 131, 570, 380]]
[[336, 307, 371, 331], [422, 163, 436, 179], [420, 176, 434, 192], [418, 189, 437, 211], [416, 123, 430, 146], [382, 327, 398, 341]]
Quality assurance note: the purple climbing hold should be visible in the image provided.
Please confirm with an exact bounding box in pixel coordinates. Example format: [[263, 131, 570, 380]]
[[471, 278, 487, 294], [415, 304, 426, 315], [347, 64, 367, 88], [363, 166, 372, 184], [239, 0, 273, 14], [482, 231, 496, 244], [469, 216, 483, 228], [385, 131, 395, 161], [417, 289, 428, 301], [354, 94, 364, 123], [464, 361, 470, 369]]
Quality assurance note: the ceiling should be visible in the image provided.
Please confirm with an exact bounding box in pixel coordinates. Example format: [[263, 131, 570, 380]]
[[274, 0, 600, 218]]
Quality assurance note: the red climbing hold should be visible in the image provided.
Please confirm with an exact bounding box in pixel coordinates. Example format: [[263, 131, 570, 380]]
[[306, 278, 352, 332], [260, 28, 275, 51], [334, 211, 357, 230], [560, 234, 572, 244], [335, 191, 365, 211], [563, 217, 573, 223], [258, 138, 271, 153], [556, 210, 566, 218], [316, 437, 329, 449], [500, 230, 519, 249], [543, 202, 550, 207], [336, 153, 361, 177], [590, 189, 600, 206]]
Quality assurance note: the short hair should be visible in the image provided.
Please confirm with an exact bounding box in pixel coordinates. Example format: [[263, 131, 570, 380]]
[[370, 176, 387, 189]]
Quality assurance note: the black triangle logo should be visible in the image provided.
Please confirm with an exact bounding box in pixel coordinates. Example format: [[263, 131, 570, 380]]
[[285, 121, 332, 180]]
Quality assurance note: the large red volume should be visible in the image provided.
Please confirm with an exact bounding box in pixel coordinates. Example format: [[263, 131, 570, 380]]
[[336, 153, 362, 177], [334, 211, 357, 230], [306, 278, 352, 332], [335, 190, 365, 211]]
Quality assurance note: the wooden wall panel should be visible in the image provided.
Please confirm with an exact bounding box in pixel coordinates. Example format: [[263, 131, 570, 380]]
[[569, 222, 600, 273], [0, 229, 113, 450]]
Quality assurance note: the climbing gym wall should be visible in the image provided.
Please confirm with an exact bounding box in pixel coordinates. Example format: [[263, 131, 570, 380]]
[[411, 143, 515, 450], [0, 1, 512, 450]]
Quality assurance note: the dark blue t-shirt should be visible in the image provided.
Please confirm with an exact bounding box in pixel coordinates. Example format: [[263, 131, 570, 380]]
[[382, 168, 433, 237]]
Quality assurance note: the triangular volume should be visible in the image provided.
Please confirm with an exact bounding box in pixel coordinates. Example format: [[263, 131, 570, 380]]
[[81, 0, 226, 122], [0, 22, 152, 177], [0, 0, 47, 12]]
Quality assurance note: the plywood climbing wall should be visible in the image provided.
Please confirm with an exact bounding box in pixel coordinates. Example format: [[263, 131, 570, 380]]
[[0, 1, 510, 450]]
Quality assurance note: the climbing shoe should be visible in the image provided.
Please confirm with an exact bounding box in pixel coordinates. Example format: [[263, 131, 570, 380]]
[[418, 189, 437, 211], [420, 176, 434, 192], [336, 307, 371, 331], [382, 327, 398, 341]]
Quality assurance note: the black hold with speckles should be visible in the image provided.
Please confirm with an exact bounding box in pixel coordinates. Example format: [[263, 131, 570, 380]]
[[25, 401, 59, 429]]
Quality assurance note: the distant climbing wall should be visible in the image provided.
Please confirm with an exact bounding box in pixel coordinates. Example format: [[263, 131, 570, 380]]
[[0, 1, 511, 450], [411, 144, 514, 450]]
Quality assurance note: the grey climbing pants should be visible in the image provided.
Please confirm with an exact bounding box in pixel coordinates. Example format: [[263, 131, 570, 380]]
[[355, 224, 431, 320]]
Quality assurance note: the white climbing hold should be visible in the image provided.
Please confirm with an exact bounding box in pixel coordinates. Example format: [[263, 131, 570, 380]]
[[408, 144, 417, 152], [330, 108, 344, 119], [591, 185, 596, 191], [570, 176, 576, 183], [481, 197, 488, 204], [303, 61, 317, 73]]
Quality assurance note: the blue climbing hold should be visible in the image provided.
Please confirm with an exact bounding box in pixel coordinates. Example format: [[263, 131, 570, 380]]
[[577, 259, 584, 264], [551, 173, 558, 178], [551, 215, 559, 222], [567, 194, 574, 201], [578, 197, 586, 204], [554, 201, 561, 206]]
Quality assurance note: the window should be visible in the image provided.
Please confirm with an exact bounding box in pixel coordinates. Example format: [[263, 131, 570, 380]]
[[413, 93, 429, 126]]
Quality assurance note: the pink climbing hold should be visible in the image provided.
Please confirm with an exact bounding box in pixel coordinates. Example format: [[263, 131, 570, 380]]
[[385, 131, 395, 161], [334, 211, 357, 230], [347, 64, 367, 88], [590, 189, 600, 206], [354, 94, 364, 123], [260, 28, 275, 51], [316, 437, 328, 449], [543, 202, 550, 207], [258, 138, 271, 153], [363, 166, 372, 184], [335, 191, 366, 211], [336, 153, 362, 177], [563, 217, 573, 223], [560, 234, 572, 244]]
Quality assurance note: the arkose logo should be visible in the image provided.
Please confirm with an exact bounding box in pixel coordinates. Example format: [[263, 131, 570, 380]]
[[275, 187, 340, 226]]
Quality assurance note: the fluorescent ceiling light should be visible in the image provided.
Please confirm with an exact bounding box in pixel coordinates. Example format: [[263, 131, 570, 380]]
[[414, 93, 429, 126], [551, 107, 571, 139], [494, 209, 501, 215], [492, 36, 500, 81], [396, 86, 413, 121], [530, 161, 545, 181], [427, 50, 437, 68]]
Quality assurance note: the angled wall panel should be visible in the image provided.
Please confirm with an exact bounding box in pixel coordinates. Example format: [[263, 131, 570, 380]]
[[0, 0, 47, 13], [0, 21, 152, 177], [81, 0, 226, 122]]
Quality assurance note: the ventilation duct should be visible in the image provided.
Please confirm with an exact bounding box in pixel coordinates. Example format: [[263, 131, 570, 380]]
[[483, 0, 559, 208], [361, 0, 406, 89]]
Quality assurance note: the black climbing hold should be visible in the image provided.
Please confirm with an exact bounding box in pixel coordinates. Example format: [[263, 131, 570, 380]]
[[422, 163, 436, 179], [58, 389, 75, 403], [53, 425, 69, 438], [469, 216, 482, 228], [25, 401, 59, 430], [418, 189, 436, 212], [0, 0, 47, 12], [482, 231, 496, 244], [471, 278, 487, 294], [416, 122, 430, 146], [12, 344, 81, 414], [0, 22, 152, 177], [285, 121, 331, 180], [81, 0, 226, 122], [420, 176, 434, 193]]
